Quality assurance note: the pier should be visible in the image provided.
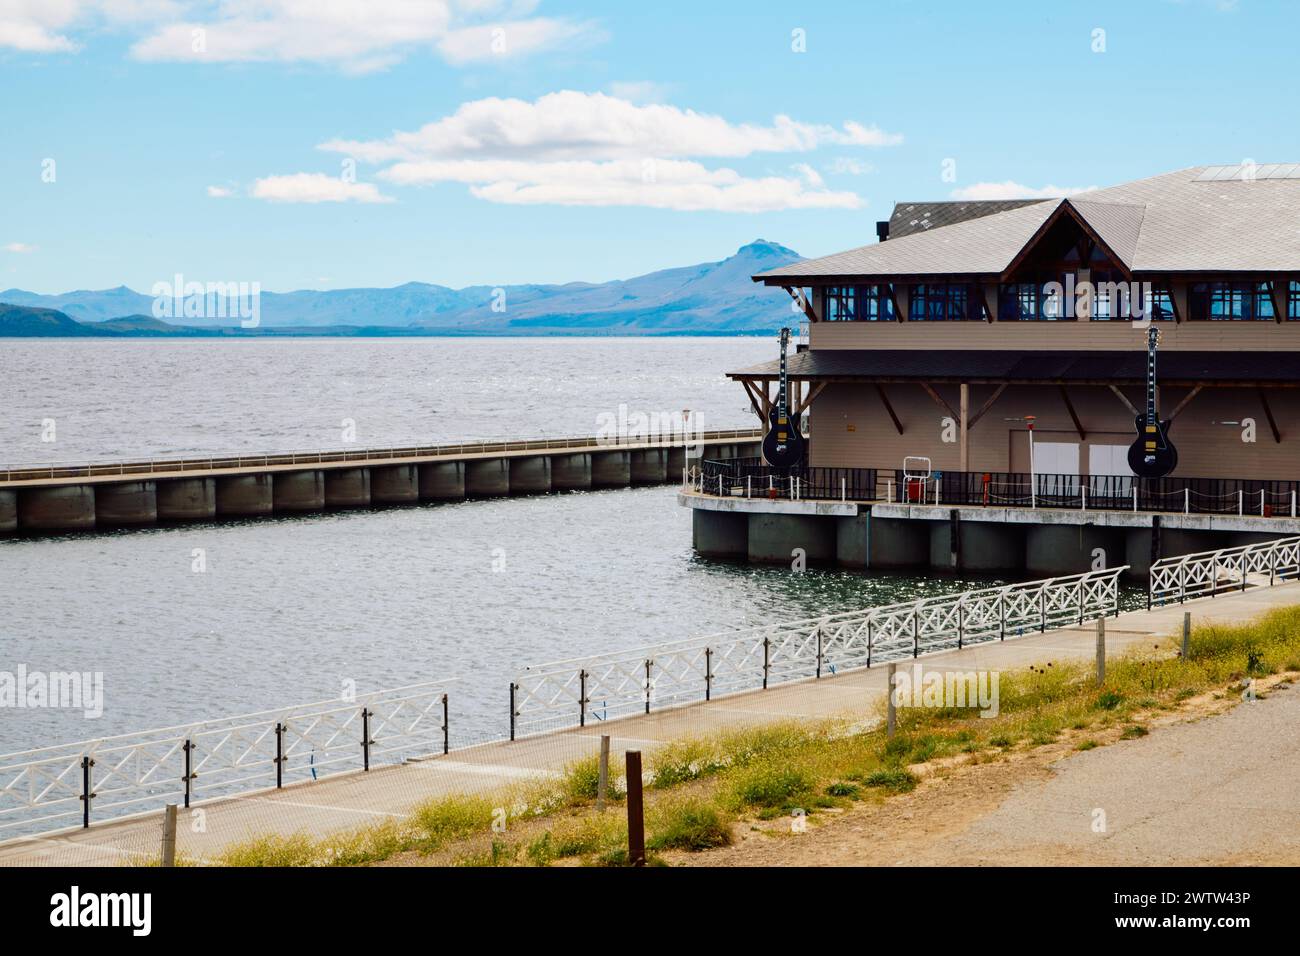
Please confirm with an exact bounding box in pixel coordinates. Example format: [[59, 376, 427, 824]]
[[0, 429, 760, 534]]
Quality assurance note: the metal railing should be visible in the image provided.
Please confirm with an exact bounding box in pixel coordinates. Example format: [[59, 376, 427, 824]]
[[0, 679, 455, 836], [696, 458, 1300, 518], [1148, 535, 1300, 608], [0, 428, 762, 483], [510, 567, 1126, 738]]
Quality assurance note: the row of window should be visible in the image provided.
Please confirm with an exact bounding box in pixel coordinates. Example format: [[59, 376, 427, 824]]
[[820, 281, 1300, 321]]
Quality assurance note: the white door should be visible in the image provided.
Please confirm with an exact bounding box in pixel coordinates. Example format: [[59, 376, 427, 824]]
[[1033, 441, 1080, 498], [1088, 444, 1134, 501]]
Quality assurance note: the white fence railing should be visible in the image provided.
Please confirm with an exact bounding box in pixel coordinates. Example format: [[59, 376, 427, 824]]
[[1148, 535, 1300, 608], [510, 567, 1127, 738], [0, 679, 456, 837]]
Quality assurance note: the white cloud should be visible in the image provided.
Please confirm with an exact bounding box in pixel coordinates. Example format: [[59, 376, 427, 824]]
[[315, 91, 897, 212], [605, 80, 672, 104], [3, 242, 37, 253], [826, 157, 873, 176], [206, 185, 234, 198], [950, 180, 1097, 200], [251, 173, 394, 204], [320, 90, 902, 163], [0, 1, 597, 70]]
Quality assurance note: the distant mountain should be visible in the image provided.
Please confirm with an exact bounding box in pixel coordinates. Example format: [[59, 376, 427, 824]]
[[0, 240, 804, 335], [0, 304, 113, 337]]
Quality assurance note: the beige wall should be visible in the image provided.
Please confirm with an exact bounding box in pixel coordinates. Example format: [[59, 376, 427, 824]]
[[807, 381, 1300, 479], [810, 320, 1300, 352]]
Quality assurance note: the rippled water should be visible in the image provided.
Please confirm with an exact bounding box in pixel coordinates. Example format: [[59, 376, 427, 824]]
[[1, 338, 990, 755]]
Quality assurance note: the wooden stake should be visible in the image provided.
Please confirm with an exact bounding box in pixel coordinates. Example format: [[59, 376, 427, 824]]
[[886, 663, 897, 738], [161, 803, 178, 868], [625, 751, 645, 866], [1095, 618, 1106, 686], [596, 735, 610, 811], [1182, 611, 1191, 659]]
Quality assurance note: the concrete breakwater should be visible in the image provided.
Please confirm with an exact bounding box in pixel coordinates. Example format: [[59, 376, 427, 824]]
[[0, 431, 761, 535]]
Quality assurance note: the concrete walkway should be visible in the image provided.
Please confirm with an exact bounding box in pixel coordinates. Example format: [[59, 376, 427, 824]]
[[3, 583, 1296, 866]]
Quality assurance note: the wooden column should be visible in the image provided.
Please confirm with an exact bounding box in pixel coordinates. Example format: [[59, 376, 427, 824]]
[[959, 383, 970, 472]]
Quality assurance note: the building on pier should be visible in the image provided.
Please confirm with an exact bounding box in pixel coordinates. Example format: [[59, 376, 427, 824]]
[[684, 165, 1300, 577]]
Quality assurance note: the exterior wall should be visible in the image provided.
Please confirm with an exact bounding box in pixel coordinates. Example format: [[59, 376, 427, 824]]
[[808, 381, 1300, 480], [809, 319, 1300, 352]]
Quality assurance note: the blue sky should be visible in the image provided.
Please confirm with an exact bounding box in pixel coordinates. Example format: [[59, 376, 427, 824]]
[[1, 0, 1295, 293]]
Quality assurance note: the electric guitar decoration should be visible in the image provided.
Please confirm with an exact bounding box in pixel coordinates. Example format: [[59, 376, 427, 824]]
[[1127, 326, 1178, 478], [762, 327, 805, 468]]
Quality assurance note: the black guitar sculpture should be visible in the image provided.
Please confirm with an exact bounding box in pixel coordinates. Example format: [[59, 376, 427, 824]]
[[761, 327, 804, 468], [1127, 325, 1178, 478]]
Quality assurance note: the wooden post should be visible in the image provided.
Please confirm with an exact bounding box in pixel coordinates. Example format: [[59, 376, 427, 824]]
[[626, 751, 646, 867], [1181, 611, 1191, 659], [161, 803, 178, 868], [886, 663, 897, 739], [1095, 617, 1106, 686], [596, 735, 610, 811], [959, 383, 969, 473]]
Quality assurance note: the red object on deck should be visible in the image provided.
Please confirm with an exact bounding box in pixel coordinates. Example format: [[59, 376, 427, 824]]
[[906, 479, 925, 502]]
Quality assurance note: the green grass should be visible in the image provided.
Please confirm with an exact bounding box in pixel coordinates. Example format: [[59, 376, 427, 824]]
[[862, 768, 919, 793], [648, 798, 733, 851]]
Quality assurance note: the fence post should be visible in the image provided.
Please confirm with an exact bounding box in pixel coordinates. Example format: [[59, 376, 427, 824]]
[[866, 619, 874, 666], [912, 608, 920, 658], [579, 669, 588, 727], [957, 601, 964, 649], [1185, 487, 1190, 514], [1077, 579, 1084, 625], [762, 638, 770, 689], [597, 735, 611, 812], [705, 647, 713, 700], [161, 804, 178, 867], [1081, 485, 1087, 512], [999, 590, 1006, 641], [442, 693, 450, 755], [361, 707, 371, 771], [1238, 490, 1243, 516], [816, 628, 823, 679], [80, 755, 94, 828], [645, 659, 653, 713], [625, 751, 646, 866], [274, 722, 285, 788], [1181, 611, 1191, 659], [886, 663, 897, 739], [182, 739, 194, 809], [1132, 487, 1137, 512], [1039, 589, 1047, 632], [841, 476, 846, 502], [509, 683, 517, 741], [1095, 618, 1106, 686]]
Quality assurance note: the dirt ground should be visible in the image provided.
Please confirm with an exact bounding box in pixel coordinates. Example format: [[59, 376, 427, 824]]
[[665, 674, 1300, 867]]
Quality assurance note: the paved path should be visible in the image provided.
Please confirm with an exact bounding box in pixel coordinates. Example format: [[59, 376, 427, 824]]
[[3, 583, 1296, 866]]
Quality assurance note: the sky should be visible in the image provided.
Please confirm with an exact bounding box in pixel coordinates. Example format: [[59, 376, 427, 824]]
[[0, 0, 1297, 293]]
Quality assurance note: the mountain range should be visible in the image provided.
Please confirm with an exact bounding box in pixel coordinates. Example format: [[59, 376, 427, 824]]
[[0, 240, 804, 337]]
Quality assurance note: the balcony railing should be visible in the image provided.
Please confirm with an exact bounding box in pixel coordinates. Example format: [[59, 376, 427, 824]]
[[695, 458, 1300, 518]]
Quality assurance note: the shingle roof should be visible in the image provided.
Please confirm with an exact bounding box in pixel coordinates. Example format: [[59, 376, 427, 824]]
[[729, 349, 1300, 385], [754, 165, 1300, 282], [888, 199, 1047, 239]]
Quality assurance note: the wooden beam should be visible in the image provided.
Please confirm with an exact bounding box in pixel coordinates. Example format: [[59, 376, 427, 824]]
[[966, 383, 1007, 430], [920, 382, 958, 421], [1166, 384, 1203, 423], [959, 383, 969, 472], [1108, 385, 1138, 417], [740, 379, 765, 421], [1059, 386, 1087, 441], [1269, 279, 1288, 324], [1259, 387, 1282, 443], [782, 285, 818, 324], [875, 384, 904, 435]]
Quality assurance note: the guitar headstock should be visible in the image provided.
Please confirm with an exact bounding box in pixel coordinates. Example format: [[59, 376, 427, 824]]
[[1147, 325, 1160, 348], [779, 327, 790, 349]]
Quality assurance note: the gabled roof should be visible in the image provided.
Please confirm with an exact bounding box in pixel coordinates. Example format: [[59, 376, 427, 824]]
[[754, 165, 1300, 283], [888, 199, 1047, 239]]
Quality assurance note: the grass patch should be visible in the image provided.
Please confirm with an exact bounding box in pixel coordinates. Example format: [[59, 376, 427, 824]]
[[862, 768, 918, 794], [648, 798, 733, 851]]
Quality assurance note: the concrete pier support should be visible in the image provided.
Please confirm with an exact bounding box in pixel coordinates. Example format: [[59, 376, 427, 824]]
[[692, 509, 747, 559], [550, 453, 591, 492], [325, 469, 370, 509], [216, 474, 273, 517], [18, 485, 96, 531], [508, 456, 552, 495], [156, 478, 216, 521], [95, 481, 158, 527], [748, 513, 836, 565], [272, 471, 325, 513], [371, 465, 419, 504], [419, 461, 464, 501], [465, 458, 510, 497], [630, 449, 668, 485], [665, 447, 688, 483], [1124, 526, 1226, 579], [836, 513, 870, 568], [1026, 524, 1126, 578], [929, 517, 1025, 574], [867, 516, 929, 570], [0, 490, 16, 534], [591, 450, 630, 489]]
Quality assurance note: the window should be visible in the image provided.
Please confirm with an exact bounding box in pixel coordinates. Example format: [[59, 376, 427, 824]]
[[1190, 281, 1275, 321], [909, 283, 979, 321], [1292, 281, 1300, 320], [823, 285, 894, 321], [1000, 282, 1050, 321]]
